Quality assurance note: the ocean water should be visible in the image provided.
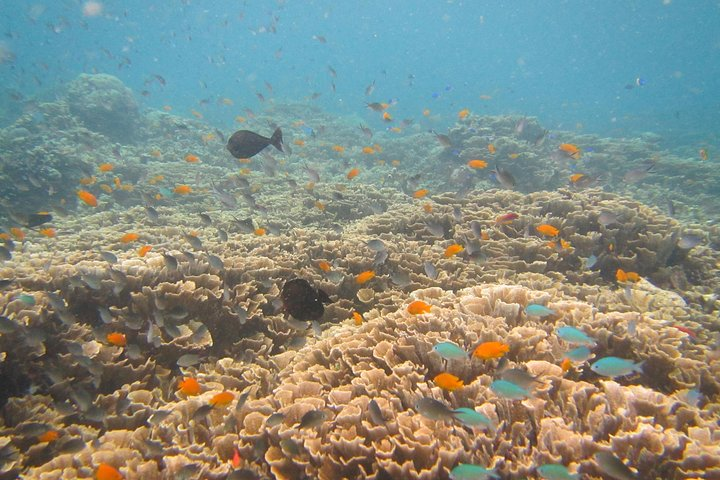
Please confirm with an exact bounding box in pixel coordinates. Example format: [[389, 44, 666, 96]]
[[1, 2, 720, 480]]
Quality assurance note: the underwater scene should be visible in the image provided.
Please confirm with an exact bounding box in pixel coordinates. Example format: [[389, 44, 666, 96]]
[[1, 1, 720, 479]]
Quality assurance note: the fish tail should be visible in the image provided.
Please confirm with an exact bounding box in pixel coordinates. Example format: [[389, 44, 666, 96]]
[[270, 128, 283, 152]]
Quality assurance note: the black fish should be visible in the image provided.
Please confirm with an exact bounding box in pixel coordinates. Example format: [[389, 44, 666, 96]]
[[281, 278, 331, 321], [226, 128, 283, 159], [25, 213, 52, 228]]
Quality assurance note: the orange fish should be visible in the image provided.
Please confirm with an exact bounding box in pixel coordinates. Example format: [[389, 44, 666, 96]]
[[332, 145, 345, 154], [569, 173, 586, 184], [433, 372, 464, 391], [495, 212, 518, 224], [314, 201, 325, 211], [148, 175, 164, 185], [391, 159, 401, 167], [407, 300, 432, 315], [98, 163, 113, 172], [209, 391, 234, 407], [254, 228, 266, 236], [99, 184, 113, 194], [10, 228, 25, 241], [422, 108, 431, 116], [137, 245, 152, 257], [347, 168, 360, 180], [39, 228, 56, 238], [508, 153, 520, 159], [423, 203, 433, 213], [472, 341, 509, 360], [467, 159, 488, 169], [235, 116, 246, 123], [178, 377, 201, 396], [37, 430, 59, 443], [317, 260, 332, 272], [699, 149, 708, 161], [559, 143, 581, 159], [120, 232, 139, 243], [106, 332, 126, 347], [113, 177, 122, 188], [444, 244, 464, 258], [382, 111, 392, 122], [458, 109, 470, 120], [362, 146, 375, 154], [79, 176, 96, 185], [185, 154, 200, 163], [77, 190, 98, 207], [560, 357, 573, 373], [191, 109, 203, 119], [355, 270, 376, 284], [352, 311, 363, 326], [174, 185, 192, 195], [536, 224, 559, 237], [413, 188, 429, 199], [96, 463, 123, 480], [149, 149, 162, 158], [487, 144, 496, 154], [617, 269, 640, 282]]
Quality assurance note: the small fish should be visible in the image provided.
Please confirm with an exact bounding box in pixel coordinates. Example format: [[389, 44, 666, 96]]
[[594, 451, 637, 480], [677, 234, 703, 250], [177, 353, 201, 367], [162, 253, 178, 271], [590, 357, 643, 378], [25, 212, 53, 228], [537, 464, 579, 480], [556, 326, 596, 346], [106, 332, 126, 347], [423, 261, 438, 279], [494, 212, 518, 224], [558, 143, 581, 160], [368, 399, 386, 426], [178, 377, 201, 396], [430, 130, 452, 148], [355, 270, 376, 284], [473, 341, 509, 360], [226, 128, 283, 159], [444, 244, 464, 258], [266, 412, 285, 427], [536, 224, 559, 237], [623, 162, 655, 183], [564, 346, 593, 363], [77, 190, 98, 207], [144, 206, 159, 222], [415, 397, 455, 421], [433, 341, 468, 360], [499, 368, 542, 388], [524, 304, 556, 317], [193, 404, 214, 420], [174, 184, 192, 195], [209, 391, 234, 407], [346, 168, 360, 180], [490, 166, 515, 189], [407, 300, 432, 315], [451, 408, 494, 431], [366, 239, 386, 252], [598, 212, 618, 226], [433, 372, 464, 391], [120, 232, 139, 244], [450, 463, 499, 480], [490, 379, 531, 400], [298, 409, 326, 429], [96, 463, 123, 480], [699, 148, 708, 161], [467, 159, 488, 169], [364, 79, 375, 96]]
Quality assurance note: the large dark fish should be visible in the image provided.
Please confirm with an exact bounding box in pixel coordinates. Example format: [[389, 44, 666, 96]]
[[281, 278, 331, 321], [226, 128, 283, 159]]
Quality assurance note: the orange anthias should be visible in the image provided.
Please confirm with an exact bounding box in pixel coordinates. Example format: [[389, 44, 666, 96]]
[[98, 163, 114, 172], [137, 245, 152, 257], [355, 270, 376, 284], [317, 260, 332, 272], [209, 391, 235, 407], [120, 232, 139, 244], [536, 224, 560, 237], [178, 377, 201, 396], [407, 300, 432, 315], [472, 341, 509, 360], [37, 430, 59, 443], [433, 372, 464, 391], [346, 168, 360, 180], [106, 332, 127, 347], [352, 311, 363, 326], [413, 188, 429, 199], [96, 463, 123, 480], [77, 190, 98, 207], [559, 143, 581, 159], [174, 184, 192, 195], [444, 244, 464, 258], [467, 159, 488, 169]]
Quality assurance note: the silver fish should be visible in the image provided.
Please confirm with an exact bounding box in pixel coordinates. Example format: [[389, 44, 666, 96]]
[[368, 399, 386, 426], [298, 409, 326, 429], [415, 397, 455, 421]]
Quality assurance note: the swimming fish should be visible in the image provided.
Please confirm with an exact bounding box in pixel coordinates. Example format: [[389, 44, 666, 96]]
[[473, 341, 509, 360], [449, 463, 499, 480], [495, 212, 518, 224], [451, 408, 494, 430], [433, 372, 464, 391], [432, 341, 468, 360], [490, 166, 515, 189], [25, 212, 53, 228], [467, 159, 488, 169], [415, 397, 455, 421], [298, 409, 326, 429], [281, 278, 332, 321], [590, 357, 643, 378], [77, 190, 98, 207], [119, 233, 139, 244], [490, 379, 531, 400], [594, 451, 637, 480], [537, 464, 579, 480], [174, 185, 192, 195], [564, 346, 593, 363], [367, 399, 386, 426], [355, 270, 376, 284], [536, 224, 559, 237], [346, 168, 360, 180], [96, 463, 123, 480], [178, 377, 201, 396], [209, 391, 234, 407], [106, 332, 126, 347], [524, 304, 556, 317], [444, 244, 464, 258], [499, 368, 543, 389], [558, 143, 581, 160], [407, 300, 432, 315], [226, 128, 283, 159], [556, 326, 596, 346]]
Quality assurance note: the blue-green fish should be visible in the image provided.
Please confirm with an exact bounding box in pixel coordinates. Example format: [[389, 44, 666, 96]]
[[14, 293, 35, 306], [524, 304, 556, 317], [452, 408, 494, 430], [590, 357, 643, 378], [433, 341, 468, 360], [564, 346, 593, 363], [415, 397, 455, 421], [594, 451, 637, 480], [556, 326, 596, 346], [450, 463, 500, 480], [490, 380, 531, 400], [537, 464, 579, 480]]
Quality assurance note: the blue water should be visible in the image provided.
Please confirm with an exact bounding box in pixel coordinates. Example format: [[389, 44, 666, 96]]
[[1, 0, 719, 142]]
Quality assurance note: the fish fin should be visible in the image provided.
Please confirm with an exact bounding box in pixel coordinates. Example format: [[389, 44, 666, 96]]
[[270, 128, 283, 152]]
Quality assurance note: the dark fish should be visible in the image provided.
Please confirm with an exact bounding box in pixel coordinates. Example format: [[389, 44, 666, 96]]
[[162, 253, 178, 271], [368, 399, 386, 425], [198, 213, 212, 226], [366, 102, 385, 112], [226, 128, 283, 159], [55, 437, 86, 454], [232, 216, 255, 234], [0, 278, 13, 289], [491, 166, 516, 189], [227, 469, 260, 480], [298, 409, 326, 429], [145, 206, 159, 222], [0, 246, 11, 261], [678, 234, 703, 250], [100, 251, 118, 264], [430, 130, 452, 148], [266, 412, 285, 427], [594, 451, 637, 480], [281, 278, 332, 321], [193, 404, 214, 421], [25, 213, 53, 228], [415, 397, 455, 421]]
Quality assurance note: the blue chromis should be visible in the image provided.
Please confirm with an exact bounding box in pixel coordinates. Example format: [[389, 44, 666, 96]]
[[556, 326, 596, 346], [451, 408, 494, 431], [524, 304, 556, 317], [594, 452, 637, 480], [564, 346, 593, 363], [537, 464, 579, 480], [590, 357, 644, 378], [450, 463, 500, 480], [433, 341, 468, 360], [490, 379, 532, 400]]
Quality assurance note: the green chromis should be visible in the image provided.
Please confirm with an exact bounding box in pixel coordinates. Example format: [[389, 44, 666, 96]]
[[432, 341, 468, 360], [556, 326, 596, 346], [449, 463, 500, 480], [490, 380, 532, 400], [536, 464, 579, 480], [451, 408, 494, 431], [564, 346, 593, 363], [590, 357, 644, 378], [594, 451, 637, 480], [415, 397, 455, 421], [524, 304, 556, 317]]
